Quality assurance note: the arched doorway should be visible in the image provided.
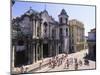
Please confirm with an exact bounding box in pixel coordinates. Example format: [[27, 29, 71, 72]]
[[43, 44, 48, 58], [14, 40, 28, 67]]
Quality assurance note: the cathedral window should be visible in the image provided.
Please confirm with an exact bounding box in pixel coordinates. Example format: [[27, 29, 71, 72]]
[[66, 18, 68, 24], [44, 22, 48, 37], [66, 28, 68, 36], [60, 17, 63, 23], [59, 28, 63, 38]]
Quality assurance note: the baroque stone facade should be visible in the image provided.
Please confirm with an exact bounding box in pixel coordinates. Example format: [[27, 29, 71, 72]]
[[12, 8, 69, 67]]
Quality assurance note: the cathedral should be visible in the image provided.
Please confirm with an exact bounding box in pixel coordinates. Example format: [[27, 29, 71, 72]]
[[12, 8, 69, 67]]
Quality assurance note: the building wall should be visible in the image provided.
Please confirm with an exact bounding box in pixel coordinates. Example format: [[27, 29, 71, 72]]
[[88, 32, 96, 40], [88, 28, 96, 60], [69, 19, 85, 53]]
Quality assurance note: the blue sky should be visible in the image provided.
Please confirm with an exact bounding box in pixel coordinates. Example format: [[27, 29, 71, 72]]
[[12, 1, 96, 36]]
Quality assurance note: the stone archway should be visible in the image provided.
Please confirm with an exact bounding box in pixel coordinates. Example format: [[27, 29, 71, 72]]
[[14, 39, 28, 67]]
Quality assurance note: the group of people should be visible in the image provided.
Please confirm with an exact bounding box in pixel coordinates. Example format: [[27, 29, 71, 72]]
[[14, 65, 28, 74], [48, 54, 68, 69], [47, 54, 90, 70], [16, 54, 90, 73]]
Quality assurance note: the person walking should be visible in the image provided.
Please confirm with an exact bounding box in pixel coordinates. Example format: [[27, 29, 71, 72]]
[[20, 65, 24, 73], [39, 62, 42, 70], [79, 60, 82, 66], [66, 59, 69, 69], [75, 62, 78, 70]]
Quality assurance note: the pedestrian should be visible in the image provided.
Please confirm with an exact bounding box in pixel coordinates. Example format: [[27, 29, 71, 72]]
[[75, 62, 78, 70], [87, 60, 89, 66], [58, 58, 60, 66], [79, 60, 82, 66], [48, 59, 52, 67], [20, 65, 24, 73], [69, 57, 73, 65], [71, 58, 73, 65], [65, 53, 68, 58], [16, 67, 20, 73], [66, 59, 69, 69], [84, 59, 89, 66], [52, 60, 55, 68], [64, 61, 67, 69], [74, 58, 77, 63], [25, 67, 28, 73], [39, 62, 42, 70], [42, 58, 43, 63]]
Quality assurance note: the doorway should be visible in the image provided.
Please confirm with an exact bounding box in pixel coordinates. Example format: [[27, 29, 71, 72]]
[[43, 44, 48, 58], [14, 40, 28, 67]]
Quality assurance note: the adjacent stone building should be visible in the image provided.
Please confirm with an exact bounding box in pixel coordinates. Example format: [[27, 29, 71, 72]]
[[69, 19, 85, 53], [87, 28, 96, 60]]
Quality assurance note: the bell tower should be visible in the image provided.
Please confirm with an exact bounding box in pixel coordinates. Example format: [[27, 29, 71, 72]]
[[58, 9, 69, 24], [58, 9, 69, 54]]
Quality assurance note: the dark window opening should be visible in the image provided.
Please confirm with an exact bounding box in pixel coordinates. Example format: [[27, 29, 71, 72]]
[[43, 44, 48, 58], [44, 22, 47, 27], [60, 17, 63, 23], [66, 28, 68, 36], [44, 22, 48, 36], [18, 40, 24, 46], [66, 18, 68, 23], [59, 28, 63, 38]]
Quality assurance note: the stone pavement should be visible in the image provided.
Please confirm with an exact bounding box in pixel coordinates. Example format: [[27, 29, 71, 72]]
[[12, 49, 96, 74], [30, 49, 96, 73]]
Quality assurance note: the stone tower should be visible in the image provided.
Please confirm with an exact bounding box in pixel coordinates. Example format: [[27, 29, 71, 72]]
[[58, 9, 69, 54]]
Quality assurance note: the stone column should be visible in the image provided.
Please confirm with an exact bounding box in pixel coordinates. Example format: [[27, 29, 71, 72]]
[[55, 41, 57, 56], [56, 41, 59, 55], [48, 43, 50, 57], [33, 43, 35, 63], [50, 43, 52, 57], [31, 42, 34, 64], [28, 43, 31, 64], [36, 43, 38, 62], [39, 43, 41, 60], [41, 43, 43, 59], [32, 19, 34, 38]]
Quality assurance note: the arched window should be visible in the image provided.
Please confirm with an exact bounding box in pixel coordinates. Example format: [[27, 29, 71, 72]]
[[43, 22, 48, 37], [44, 22, 47, 27], [60, 18, 63, 23], [66, 18, 68, 24], [66, 28, 68, 36], [37, 24, 41, 37]]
